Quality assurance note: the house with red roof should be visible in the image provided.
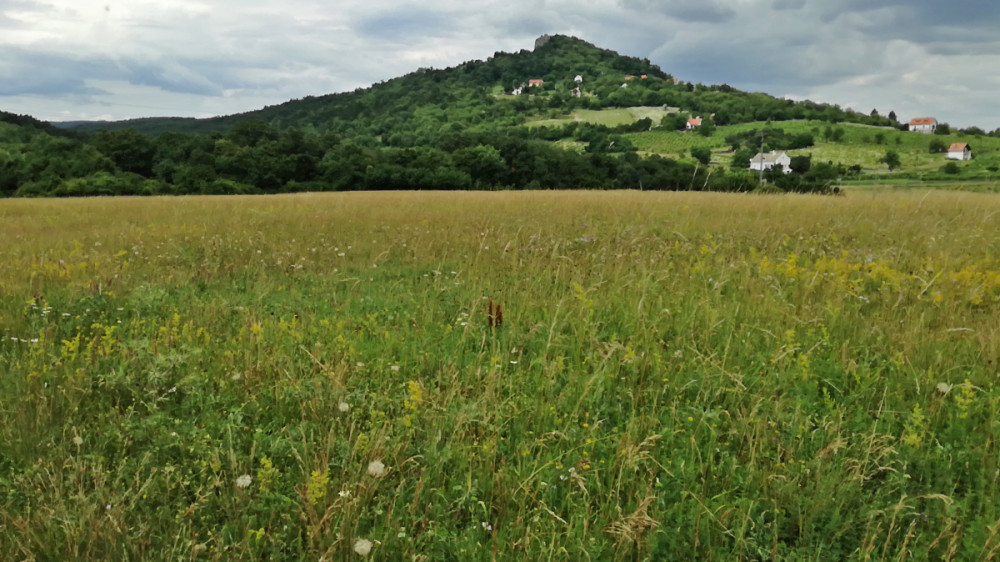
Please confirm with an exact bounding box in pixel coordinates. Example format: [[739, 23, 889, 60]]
[[528, 79, 544, 87], [947, 143, 972, 161], [686, 117, 703, 131], [909, 117, 938, 134]]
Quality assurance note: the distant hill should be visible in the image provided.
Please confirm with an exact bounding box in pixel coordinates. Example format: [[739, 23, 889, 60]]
[[4, 35, 998, 198], [57, 35, 893, 140]]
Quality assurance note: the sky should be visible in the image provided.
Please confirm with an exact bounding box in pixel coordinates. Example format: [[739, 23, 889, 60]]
[[1, 0, 998, 130]]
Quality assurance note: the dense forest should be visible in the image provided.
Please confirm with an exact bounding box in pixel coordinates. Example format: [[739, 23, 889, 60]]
[[3, 35, 998, 197]]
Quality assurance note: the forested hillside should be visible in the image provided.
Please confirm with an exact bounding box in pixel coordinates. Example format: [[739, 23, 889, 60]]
[[61, 35, 904, 140], [3, 35, 999, 197]]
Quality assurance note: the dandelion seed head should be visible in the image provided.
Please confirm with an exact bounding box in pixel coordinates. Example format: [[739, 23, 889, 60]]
[[353, 538, 373, 555], [367, 460, 386, 478], [338, 401, 350, 413], [72, 435, 83, 446]]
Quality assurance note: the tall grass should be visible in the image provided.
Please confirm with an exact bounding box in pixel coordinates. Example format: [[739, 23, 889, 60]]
[[2, 191, 1000, 560]]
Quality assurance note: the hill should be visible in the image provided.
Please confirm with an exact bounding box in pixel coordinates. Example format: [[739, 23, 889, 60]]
[[3, 35, 999, 197], [60, 35, 894, 140]]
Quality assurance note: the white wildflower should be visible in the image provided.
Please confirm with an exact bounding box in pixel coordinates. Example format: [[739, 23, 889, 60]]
[[367, 460, 386, 478], [338, 401, 350, 413], [936, 382, 952, 395], [390, 365, 400, 372], [235, 474, 252, 489], [353, 539, 373, 556], [72, 435, 83, 446]]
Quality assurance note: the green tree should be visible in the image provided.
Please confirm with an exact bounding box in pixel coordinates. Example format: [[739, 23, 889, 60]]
[[731, 148, 755, 169], [789, 155, 811, 174], [696, 118, 716, 137], [91, 129, 156, 176], [881, 150, 901, 171], [690, 146, 711, 166]]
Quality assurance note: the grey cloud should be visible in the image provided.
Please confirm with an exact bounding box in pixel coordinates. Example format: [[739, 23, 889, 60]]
[[0, 51, 114, 96], [354, 8, 455, 42], [773, 0, 805, 10], [621, 0, 735, 23]]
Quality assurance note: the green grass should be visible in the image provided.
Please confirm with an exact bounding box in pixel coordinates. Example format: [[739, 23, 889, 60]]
[[527, 106, 675, 128], [3, 191, 1000, 559], [625, 119, 1000, 178]]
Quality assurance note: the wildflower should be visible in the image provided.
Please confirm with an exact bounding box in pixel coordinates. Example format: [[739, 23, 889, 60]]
[[338, 401, 350, 413], [481, 521, 493, 531], [353, 539, 373, 555], [367, 460, 386, 478], [72, 435, 83, 446], [338, 490, 351, 498], [935, 382, 952, 395], [390, 365, 400, 372], [235, 474, 253, 489]]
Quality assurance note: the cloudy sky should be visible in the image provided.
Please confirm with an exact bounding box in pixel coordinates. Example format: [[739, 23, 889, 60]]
[[2, 0, 998, 129]]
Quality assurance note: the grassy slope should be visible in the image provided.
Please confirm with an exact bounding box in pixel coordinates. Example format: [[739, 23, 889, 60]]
[[625, 119, 1000, 175], [3, 191, 1000, 559], [526, 106, 676, 128]]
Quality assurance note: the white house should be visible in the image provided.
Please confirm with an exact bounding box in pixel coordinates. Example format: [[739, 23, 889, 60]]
[[574, 74, 583, 83], [571, 87, 582, 97], [750, 151, 792, 174], [686, 117, 703, 131], [947, 143, 972, 161], [909, 117, 938, 134]]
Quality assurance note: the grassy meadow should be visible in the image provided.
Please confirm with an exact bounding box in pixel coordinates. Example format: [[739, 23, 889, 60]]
[[527, 106, 675, 128], [624, 120, 1000, 178], [3, 190, 1000, 560]]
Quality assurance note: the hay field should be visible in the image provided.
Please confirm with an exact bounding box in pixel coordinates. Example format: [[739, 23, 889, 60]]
[[2, 190, 1000, 560]]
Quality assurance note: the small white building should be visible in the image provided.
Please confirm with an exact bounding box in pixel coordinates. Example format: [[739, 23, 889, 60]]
[[574, 74, 583, 83], [909, 117, 938, 134], [947, 143, 972, 161], [750, 151, 792, 174]]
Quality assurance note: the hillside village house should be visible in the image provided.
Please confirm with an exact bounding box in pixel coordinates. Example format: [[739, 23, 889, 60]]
[[574, 75, 583, 83], [909, 117, 938, 134], [750, 151, 792, 174], [686, 117, 703, 130], [528, 79, 544, 87], [947, 143, 972, 161]]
